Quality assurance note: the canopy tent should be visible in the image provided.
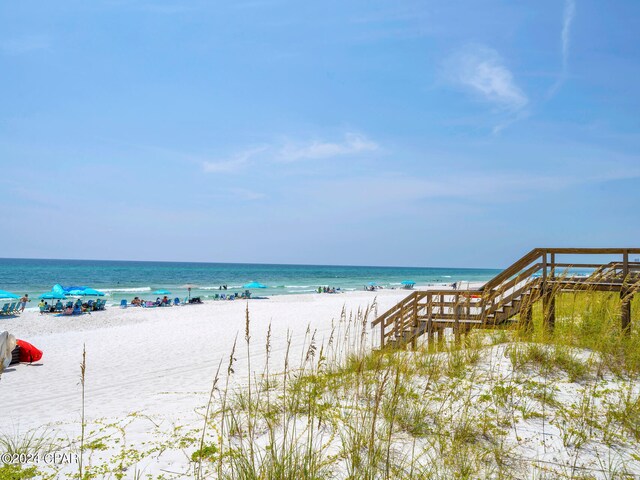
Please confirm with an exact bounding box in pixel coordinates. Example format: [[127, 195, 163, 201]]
[[0, 290, 20, 299], [243, 281, 267, 289], [77, 288, 105, 296], [38, 292, 67, 300], [401, 280, 416, 290], [51, 284, 104, 296]]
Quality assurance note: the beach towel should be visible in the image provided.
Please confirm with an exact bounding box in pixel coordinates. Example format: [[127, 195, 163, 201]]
[[15, 339, 43, 363], [0, 331, 17, 369]]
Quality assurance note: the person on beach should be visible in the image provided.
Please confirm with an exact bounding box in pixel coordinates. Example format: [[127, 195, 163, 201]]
[[38, 299, 46, 314], [19, 294, 30, 312]]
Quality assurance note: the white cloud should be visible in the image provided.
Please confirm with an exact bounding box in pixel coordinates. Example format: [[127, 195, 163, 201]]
[[549, 0, 576, 96], [228, 188, 267, 201], [445, 45, 528, 112], [278, 133, 379, 162], [562, 0, 576, 71], [201, 147, 266, 173]]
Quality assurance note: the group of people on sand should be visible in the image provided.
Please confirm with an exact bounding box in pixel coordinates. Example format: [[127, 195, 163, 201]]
[[38, 298, 95, 315], [317, 286, 339, 294], [130, 296, 172, 306]]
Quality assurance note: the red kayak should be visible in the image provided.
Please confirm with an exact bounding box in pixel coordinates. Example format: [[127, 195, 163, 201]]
[[16, 339, 43, 363]]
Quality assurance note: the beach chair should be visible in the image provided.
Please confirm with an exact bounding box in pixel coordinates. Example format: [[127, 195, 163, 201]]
[[120, 299, 127, 309], [8, 302, 17, 314], [0, 303, 8, 315], [39, 305, 47, 314], [174, 298, 180, 306], [54, 301, 63, 312], [86, 300, 94, 310], [62, 307, 74, 316], [98, 299, 106, 310]]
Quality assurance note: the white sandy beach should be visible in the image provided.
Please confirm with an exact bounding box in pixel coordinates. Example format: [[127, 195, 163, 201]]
[[1, 290, 407, 433]]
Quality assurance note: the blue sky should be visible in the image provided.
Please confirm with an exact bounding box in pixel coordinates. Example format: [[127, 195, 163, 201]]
[[0, 0, 638, 267]]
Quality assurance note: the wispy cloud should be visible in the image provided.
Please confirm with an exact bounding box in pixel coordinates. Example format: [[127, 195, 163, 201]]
[[201, 147, 266, 173], [278, 133, 379, 162], [444, 45, 528, 112], [549, 0, 576, 96], [562, 0, 576, 70], [0, 35, 50, 55], [202, 133, 379, 173]]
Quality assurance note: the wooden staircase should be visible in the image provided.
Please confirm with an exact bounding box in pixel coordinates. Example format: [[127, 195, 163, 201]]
[[371, 248, 640, 349]]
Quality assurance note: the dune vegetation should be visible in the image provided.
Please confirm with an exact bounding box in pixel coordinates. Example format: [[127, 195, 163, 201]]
[[1, 291, 639, 479]]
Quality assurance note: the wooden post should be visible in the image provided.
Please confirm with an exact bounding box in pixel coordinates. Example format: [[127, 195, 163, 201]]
[[521, 294, 533, 332], [542, 250, 555, 331], [380, 316, 385, 348], [549, 252, 556, 329], [427, 294, 434, 345], [454, 293, 461, 344], [411, 296, 419, 350], [621, 250, 631, 334]]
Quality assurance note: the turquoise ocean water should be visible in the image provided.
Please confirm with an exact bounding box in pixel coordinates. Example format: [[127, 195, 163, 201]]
[[0, 258, 500, 304]]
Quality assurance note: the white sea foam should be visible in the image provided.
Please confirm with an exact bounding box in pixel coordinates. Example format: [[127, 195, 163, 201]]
[[200, 285, 244, 290]]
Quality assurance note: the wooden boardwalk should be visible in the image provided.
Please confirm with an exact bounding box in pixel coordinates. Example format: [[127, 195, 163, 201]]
[[371, 248, 640, 349]]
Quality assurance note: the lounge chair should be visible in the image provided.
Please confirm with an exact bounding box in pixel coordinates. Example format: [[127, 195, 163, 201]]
[[0, 304, 8, 315], [174, 298, 180, 306], [120, 299, 127, 309], [8, 302, 17, 314], [54, 301, 63, 312]]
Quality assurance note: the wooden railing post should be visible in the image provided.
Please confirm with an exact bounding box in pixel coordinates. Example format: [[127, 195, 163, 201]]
[[519, 291, 532, 333], [427, 293, 434, 345], [454, 293, 461, 344], [621, 249, 631, 334], [542, 250, 555, 331], [411, 296, 419, 350]]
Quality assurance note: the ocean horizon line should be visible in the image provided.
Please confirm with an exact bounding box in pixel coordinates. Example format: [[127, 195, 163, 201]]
[[0, 256, 502, 272]]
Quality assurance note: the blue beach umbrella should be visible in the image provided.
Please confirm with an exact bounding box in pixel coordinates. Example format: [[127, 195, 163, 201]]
[[368, 282, 377, 286], [153, 289, 172, 295], [39, 292, 67, 300], [0, 290, 20, 299], [401, 280, 416, 285], [243, 281, 267, 289]]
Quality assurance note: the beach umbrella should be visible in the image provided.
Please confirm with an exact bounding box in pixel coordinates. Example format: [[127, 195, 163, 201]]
[[182, 284, 196, 300], [243, 281, 267, 289], [368, 282, 377, 286], [0, 290, 20, 299], [153, 289, 172, 295], [38, 292, 67, 300], [401, 280, 415, 285]]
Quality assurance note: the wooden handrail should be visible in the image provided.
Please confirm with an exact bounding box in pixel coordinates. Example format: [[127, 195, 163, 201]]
[[373, 247, 640, 348]]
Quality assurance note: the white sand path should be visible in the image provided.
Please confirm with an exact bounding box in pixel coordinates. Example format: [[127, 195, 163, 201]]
[[0, 290, 407, 432]]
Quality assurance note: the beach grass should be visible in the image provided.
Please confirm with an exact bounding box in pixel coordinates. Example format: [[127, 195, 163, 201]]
[[3, 290, 640, 479]]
